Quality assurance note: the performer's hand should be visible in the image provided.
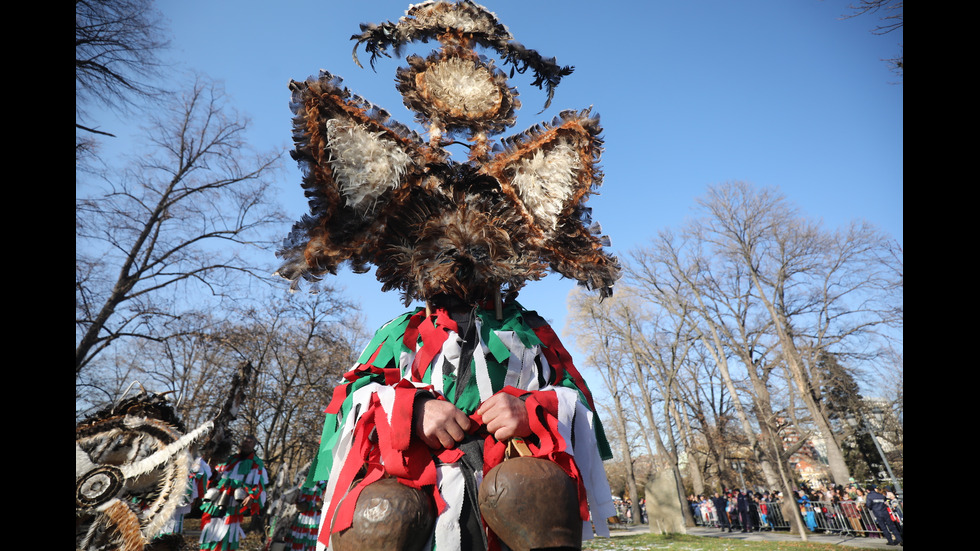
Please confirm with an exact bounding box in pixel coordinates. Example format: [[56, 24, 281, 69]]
[[476, 392, 531, 442], [413, 396, 473, 449]]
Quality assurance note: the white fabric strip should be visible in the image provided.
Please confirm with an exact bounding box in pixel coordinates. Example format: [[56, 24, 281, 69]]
[[472, 318, 494, 401], [399, 349, 415, 378], [575, 403, 615, 538], [435, 329, 463, 395], [537, 350, 553, 386], [429, 350, 446, 395], [434, 463, 467, 551], [551, 385, 579, 453], [378, 384, 396, 426], [519, 346, 539, 390], [495, 331, 525, 387]]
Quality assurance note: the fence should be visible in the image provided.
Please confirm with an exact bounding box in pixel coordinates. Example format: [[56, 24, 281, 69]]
[[691, 499, 904, 539]]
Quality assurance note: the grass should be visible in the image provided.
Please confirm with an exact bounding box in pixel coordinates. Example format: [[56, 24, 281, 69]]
[[584, 533, 875, 551], [177, 519, 873, 551]]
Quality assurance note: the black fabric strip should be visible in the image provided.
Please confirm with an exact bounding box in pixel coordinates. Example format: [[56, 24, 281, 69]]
[[452, 307, 479, 403], [457, 436, 488, 551]]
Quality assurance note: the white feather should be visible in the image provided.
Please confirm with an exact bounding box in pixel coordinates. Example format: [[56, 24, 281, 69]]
[[509, 138, 580, 232], [76, 443, 98, 478], [119, 420, 214, 479], [325, 120, 413, 214], [405, 1, 508, 37], [421, 58, 500, 115]]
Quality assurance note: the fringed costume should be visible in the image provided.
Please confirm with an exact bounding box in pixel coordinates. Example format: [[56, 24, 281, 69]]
[[285, 480, 327, 551], [75, 391, 214, 551], [274, 2, 623, 550], [199, 451, 269, 551], [310, 301, 615, 550]]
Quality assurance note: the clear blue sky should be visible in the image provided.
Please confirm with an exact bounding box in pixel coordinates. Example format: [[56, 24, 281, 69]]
[[96, 0, 903, 355]]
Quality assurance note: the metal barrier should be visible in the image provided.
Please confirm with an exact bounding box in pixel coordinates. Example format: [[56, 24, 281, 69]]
[[690, 499, 904, 539], [803, 500, 904, 538]]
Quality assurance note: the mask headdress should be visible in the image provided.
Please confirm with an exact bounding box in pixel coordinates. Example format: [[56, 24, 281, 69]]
[[276, 0, 620, 307]]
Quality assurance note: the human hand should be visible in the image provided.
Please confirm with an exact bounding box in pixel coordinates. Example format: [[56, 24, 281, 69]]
[[475, 392, 531, 442], [413, 396, 474, 449]]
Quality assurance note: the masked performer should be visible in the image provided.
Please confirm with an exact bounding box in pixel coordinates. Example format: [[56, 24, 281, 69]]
[[275, 2, 622, 549], [285, 480, 327, 551], [199, 435, 269, 551]]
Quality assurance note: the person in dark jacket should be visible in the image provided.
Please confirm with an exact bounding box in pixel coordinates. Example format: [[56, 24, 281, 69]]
[[711, 491, 731, 532], [866, 486, 902, 546], [735, 489, 755, 532]]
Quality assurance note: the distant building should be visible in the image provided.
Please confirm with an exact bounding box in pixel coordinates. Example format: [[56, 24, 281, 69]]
[[776, 417, 830, 487]]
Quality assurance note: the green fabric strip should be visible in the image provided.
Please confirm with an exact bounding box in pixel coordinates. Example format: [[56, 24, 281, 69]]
[[478, 304, 537, 363], [236, 458, 253, 475]]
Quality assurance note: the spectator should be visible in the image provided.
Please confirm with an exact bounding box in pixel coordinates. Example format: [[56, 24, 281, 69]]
[[842, 486, 864, 535], [797, 490, 818, 532], [756, 493, 770, 530], [711, 491, 731, 532], [735, 489, 753, 532], [865, 486, 903, 546]]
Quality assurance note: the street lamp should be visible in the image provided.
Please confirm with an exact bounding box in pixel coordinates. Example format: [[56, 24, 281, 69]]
[[845, 409, 902, 499], [730, 459, 747, 491]]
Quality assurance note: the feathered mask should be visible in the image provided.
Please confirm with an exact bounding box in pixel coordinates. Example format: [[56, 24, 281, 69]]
[[276, 0, 620, 306]]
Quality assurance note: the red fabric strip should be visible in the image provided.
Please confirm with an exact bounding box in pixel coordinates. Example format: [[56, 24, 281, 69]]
[[325, 382, 352, 415], [402, 310, 426, 352], [390, 380, 420, 452], [411, 314, 452, 380], [319, 395, 384, 546]]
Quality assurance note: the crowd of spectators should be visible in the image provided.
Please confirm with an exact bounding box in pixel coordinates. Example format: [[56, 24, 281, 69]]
[[688, 483, 903, 543], [689, 488, 781, 532], [612, 498, 648, 524]]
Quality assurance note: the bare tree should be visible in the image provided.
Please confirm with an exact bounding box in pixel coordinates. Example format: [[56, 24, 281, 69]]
[[629, 236, 784, 491], [627, 220, 891, 539], [676, 342, 740, 492], [567, 289, 645, 525], [76, 0, 169, 138], [95, 288, 365, 490], [568, 288, 696, 527], [76, 79, 285, 378], [843, 0, 903, 76], [694, 182, 901, 487], [564, 183, 900, 539], [229, 291, 364, 479]]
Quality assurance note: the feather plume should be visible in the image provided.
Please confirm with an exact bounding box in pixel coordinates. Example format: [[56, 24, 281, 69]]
[[278, 2, 620, 302], [396, 50, 519, 142], [351, 1, 570, 111]]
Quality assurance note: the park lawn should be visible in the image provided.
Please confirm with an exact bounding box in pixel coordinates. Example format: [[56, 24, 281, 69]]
[[585, 533, 873, 551]]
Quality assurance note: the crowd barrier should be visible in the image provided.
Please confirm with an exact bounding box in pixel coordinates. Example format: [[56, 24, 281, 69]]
[[691, 499, 904, 539]]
